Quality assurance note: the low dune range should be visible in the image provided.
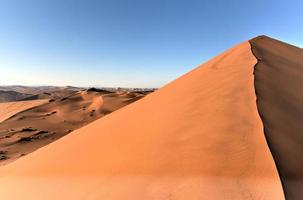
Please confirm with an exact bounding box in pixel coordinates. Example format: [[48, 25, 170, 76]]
[[0, 88, 151, 165], [0, 36, 302, 200], [0, 86, 83, 103], [0, 90, 33, 102]]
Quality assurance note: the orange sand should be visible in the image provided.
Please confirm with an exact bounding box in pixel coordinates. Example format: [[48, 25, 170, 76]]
[[0, 99, 48, 123], [0, 41, 285, 199]]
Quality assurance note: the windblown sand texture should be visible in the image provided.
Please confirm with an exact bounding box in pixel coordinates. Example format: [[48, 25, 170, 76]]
[[0, 39, 289, 199]]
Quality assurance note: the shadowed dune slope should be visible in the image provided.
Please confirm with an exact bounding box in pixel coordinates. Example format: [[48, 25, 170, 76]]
[[0, 41, 285, 199], [250, 36, 303, 200], [0, 100, 48, 123]]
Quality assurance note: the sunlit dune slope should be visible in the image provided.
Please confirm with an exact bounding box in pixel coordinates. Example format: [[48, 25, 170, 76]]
[[0, 99, 48, 123]]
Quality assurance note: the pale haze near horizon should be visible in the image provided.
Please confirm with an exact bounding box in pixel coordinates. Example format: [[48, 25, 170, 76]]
[[0, 0, 302, 88]]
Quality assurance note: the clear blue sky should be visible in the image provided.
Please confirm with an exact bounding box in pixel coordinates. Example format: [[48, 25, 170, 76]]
[[0, 0, 302, 88]]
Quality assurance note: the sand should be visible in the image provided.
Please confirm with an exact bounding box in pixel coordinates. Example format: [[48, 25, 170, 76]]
[[0, 41, 284, 199], [0, 90, 147, 166], [0, 90, 33, 102], [0, 85, 83, 96], [0, 99, 48, 123], [251, 36, 303, 200], [0, 86, 83, 102], [20, 89, 77, 101]]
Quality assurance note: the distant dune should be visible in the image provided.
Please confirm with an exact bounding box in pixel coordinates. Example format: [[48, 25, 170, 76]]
[[0, 89, 149, 165], [0, 36, 295, 199], [0, 85, 84, 95], [0, 86, 83, 103], [20, 89, 77, 101], [0, 90, 33, 102]]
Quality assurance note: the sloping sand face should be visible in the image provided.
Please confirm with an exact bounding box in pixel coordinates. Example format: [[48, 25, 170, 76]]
[[251, 36, 303, 200], [0, 100, 48, 123], [0, 42, 284, 199]]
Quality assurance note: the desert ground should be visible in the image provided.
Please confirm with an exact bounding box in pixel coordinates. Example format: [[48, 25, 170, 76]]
[[0, 87, 152, 165]]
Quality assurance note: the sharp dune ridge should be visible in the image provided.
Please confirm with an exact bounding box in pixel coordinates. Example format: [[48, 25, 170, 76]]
[[0, 37, 289, 199]]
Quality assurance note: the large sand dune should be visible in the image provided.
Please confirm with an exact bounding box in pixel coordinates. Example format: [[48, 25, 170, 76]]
[[0, 40, 285, 199]]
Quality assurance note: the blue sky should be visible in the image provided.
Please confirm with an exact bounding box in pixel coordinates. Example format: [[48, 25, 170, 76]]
[[0, 0, 302, 88]]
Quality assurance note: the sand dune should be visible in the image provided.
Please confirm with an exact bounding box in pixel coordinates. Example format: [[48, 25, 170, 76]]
[[251, 36, 303, 200], [0, 86, 84, 103], [0, 40, 285, 199], [20, 89, 77, 101], [0, 90, 33, 103], [0, 99, 48, 123], [0, 90, 147, 166], [0, 85, 83, 95]]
